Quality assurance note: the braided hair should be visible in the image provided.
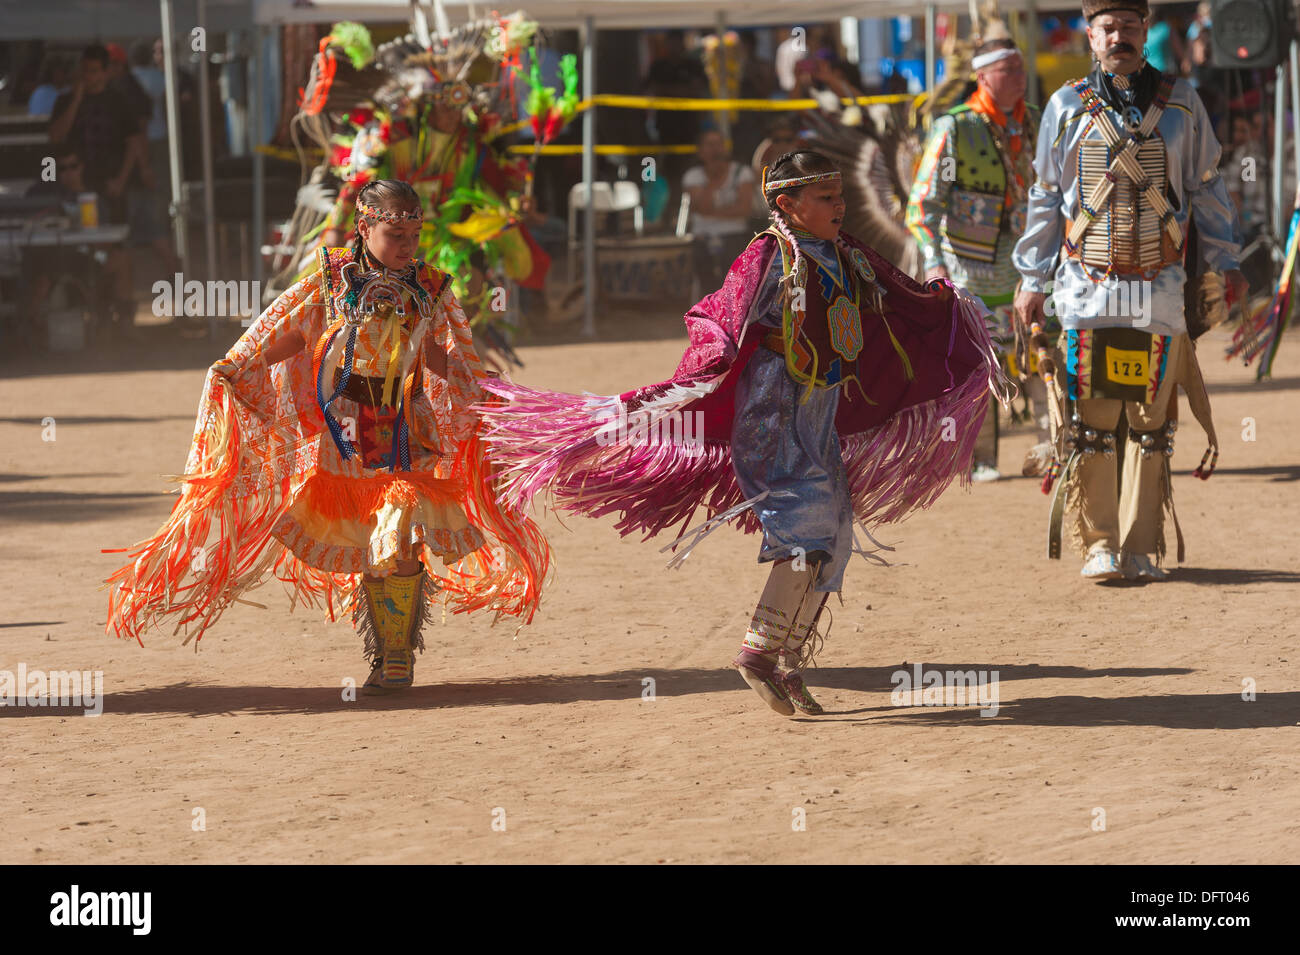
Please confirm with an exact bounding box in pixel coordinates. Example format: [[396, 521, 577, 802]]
[[762, 150, 841, 305], [352, 178, 422, 264]]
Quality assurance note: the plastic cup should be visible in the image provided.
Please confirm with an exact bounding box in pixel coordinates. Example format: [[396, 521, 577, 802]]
[[78, 193, 98, 228]]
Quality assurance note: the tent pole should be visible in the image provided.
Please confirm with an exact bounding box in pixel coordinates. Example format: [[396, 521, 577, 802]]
[[1025, 0, 1040, 107], [716, 10, 730, 146], [198, 0, 218, 339], [1290, 37, 1299, 216], [1274, 59, 1285, 242], [925, 4, 936, 94], [252, 24, 266, 294], [160, 0, 189, 279], [582, 15, 596, 338]]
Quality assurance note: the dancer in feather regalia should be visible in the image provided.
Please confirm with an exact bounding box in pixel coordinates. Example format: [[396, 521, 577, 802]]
[[476, 150, 1009, 717], [270, 15, 569, 372]]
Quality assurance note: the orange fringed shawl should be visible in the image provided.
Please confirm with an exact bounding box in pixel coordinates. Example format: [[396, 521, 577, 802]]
[[104, 248, 550, 646]]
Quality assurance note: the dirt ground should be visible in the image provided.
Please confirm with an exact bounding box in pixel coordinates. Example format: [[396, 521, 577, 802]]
[[2, 310, 1298, 865]]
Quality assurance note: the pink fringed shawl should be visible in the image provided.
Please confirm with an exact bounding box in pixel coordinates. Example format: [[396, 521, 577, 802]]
[[477, 232, 1009, 545]]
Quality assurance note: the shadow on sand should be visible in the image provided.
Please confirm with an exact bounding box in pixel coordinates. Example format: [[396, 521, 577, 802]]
[[2, 663, 1230, 726]]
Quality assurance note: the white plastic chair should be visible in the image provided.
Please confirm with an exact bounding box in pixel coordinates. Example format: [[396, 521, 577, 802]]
[[566, 181, 644, 284]]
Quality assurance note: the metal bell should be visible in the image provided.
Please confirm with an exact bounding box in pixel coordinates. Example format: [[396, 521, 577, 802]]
[[1084, 428, 1097, 442], [1071, 412, 1082, 425], [1084, 446, 1097, 456], [1166, 420, 1177, 435], [1164, 445, 1175, 456], [1065, 436, 1077, 449], [1140, 434, 1155, 449], [1141, 448, 1153, 458], [1103, 447, 1115, 458], [1102, 432, 1116, 446]]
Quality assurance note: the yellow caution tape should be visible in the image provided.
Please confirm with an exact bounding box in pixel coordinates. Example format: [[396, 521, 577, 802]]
[[504, 143, 698, 156], [255, 143, 323, 161], [276, 92, 921, 161], [584, 92, 918, 111], [494, 92, 917, 137]]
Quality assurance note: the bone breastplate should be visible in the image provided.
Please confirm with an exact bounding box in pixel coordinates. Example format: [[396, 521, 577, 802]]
[[1076, 135, 1172, 273]]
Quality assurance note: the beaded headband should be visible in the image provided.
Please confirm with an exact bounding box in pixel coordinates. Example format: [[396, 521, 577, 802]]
[[356, 197, 423, 224], [762, 169, 842, 195]]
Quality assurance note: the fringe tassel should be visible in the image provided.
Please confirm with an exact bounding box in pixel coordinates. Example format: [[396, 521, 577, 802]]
[[851, 519, 896, 566], [103, 373, 292, 647], [659, 490, 770, 569], [437, 427, 552, 626], [410, 570, 432, 654], [876, 309, 915, 381], [295, 471, 467, 522], [353, 581, 382, 667]]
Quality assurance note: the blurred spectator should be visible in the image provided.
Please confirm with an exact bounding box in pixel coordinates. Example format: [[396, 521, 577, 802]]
[[49, 45, 142, 217], [732, 31, 778, 168], [683, 127, 755, 290], [27, 56, 71, 116], [48, 43, 145, 330], [1184, 2, 1213, 82], [131, 40, 168, 144], [1225, 113, 1269, 241], [793, 54, 859, 111], [644, 30, 709, 145], [644, 30, 709, 190], [738, 31, 777, 100], [774, 25, 804, 93], [107, 43, 151, 123], [1145, 9, 1185, 75]]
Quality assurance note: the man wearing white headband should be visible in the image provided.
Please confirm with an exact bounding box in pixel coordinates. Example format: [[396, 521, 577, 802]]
[[907, 36, 1041, 483], [1012, 0, 1246, 582]]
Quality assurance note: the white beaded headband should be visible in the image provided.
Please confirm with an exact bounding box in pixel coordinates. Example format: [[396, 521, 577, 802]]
[[762, 170, 842, 195], [971, 47, 1020, 70]]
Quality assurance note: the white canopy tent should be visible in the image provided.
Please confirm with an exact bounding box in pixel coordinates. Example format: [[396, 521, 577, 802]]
[[0, 0, 253, 38], [252, 0, 1083, 28]]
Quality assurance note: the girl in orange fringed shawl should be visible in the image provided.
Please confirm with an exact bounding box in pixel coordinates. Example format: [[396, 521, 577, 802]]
[[104, 179, 550, 693]]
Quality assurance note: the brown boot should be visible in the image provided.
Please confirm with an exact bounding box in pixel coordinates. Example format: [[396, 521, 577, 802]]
[[733, 649, 795, 716]]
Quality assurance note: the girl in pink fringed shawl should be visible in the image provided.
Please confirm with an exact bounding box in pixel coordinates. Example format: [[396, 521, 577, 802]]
[[478, 151, 1009, 717]]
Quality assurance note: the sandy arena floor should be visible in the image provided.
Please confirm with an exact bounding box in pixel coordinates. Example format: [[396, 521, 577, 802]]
[[1, 315, 1297, 864]]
